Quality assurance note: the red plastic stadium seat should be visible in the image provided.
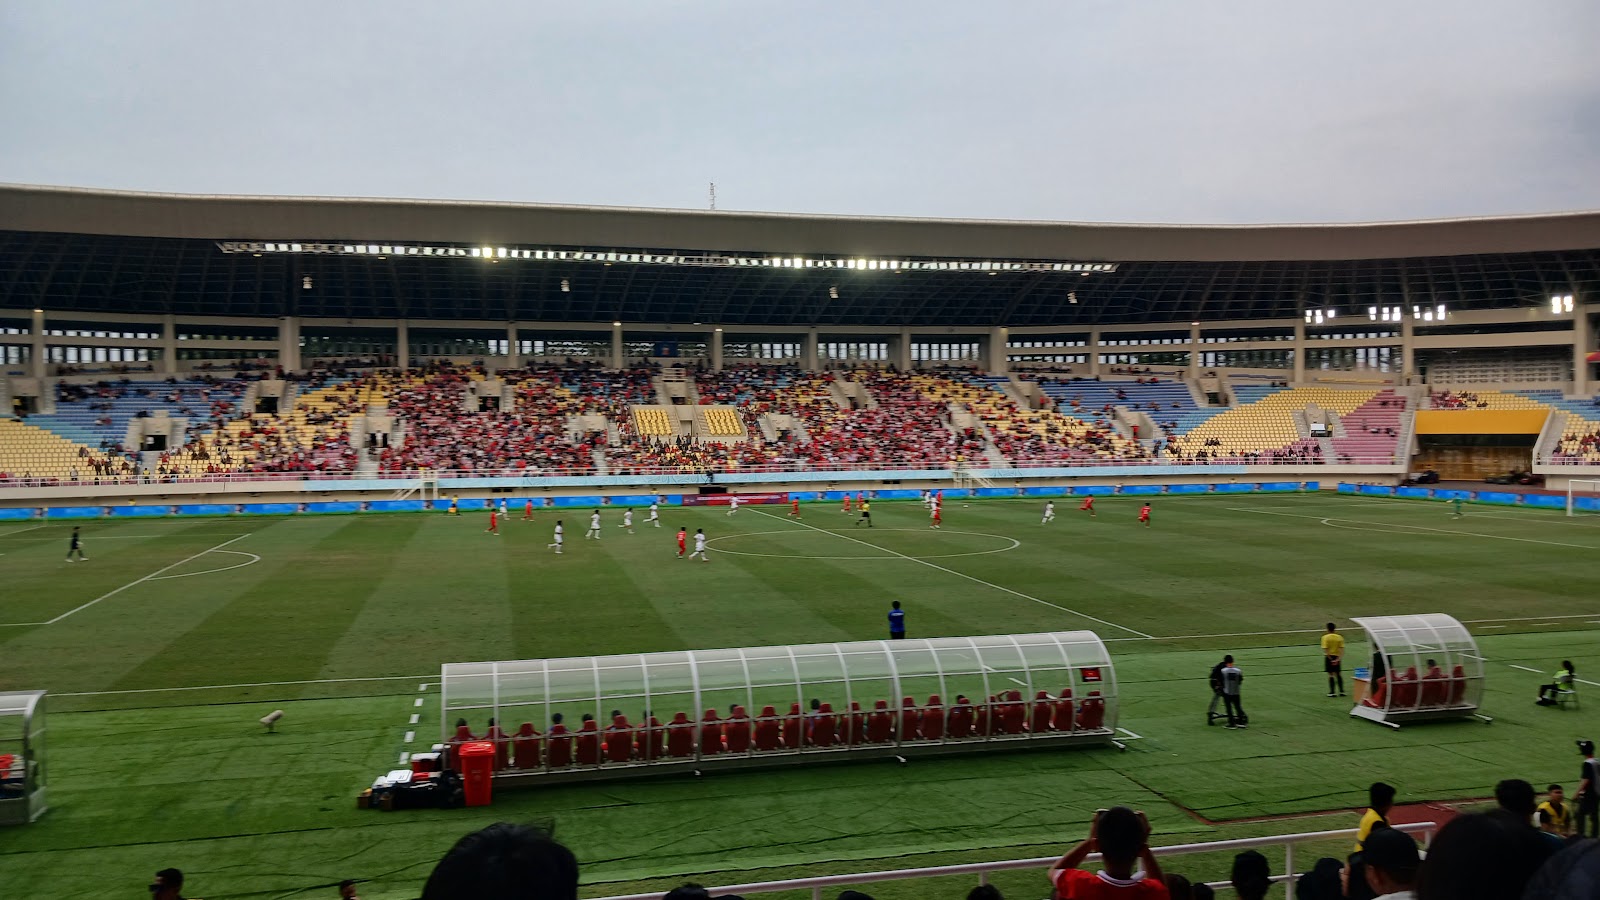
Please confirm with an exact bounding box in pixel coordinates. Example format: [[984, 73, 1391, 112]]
[[667, 712, 695, 758], [485, 723, 510, 770], [546, 724, 573, 768], [1448, 665, 1467, 706], [725, 705, 752, 753], [782, 703, 802, 749], [812, 703, 838, 747], [1052, 689, 1076, 732], [867, 699, 894, 743], [447, 724, 477, 769], [921, 695, 946, 740], [512, 723, 542, 769], [604, 716, 634, 763], [1363, 676, 1388, 709], [1392, 667, 1419, 708], [900, 697, 922, 741], [1076, 691, 1106, 731], [1420, 669, 1448, 707], [974, 697, 994, 736], [846, 701, 867, 746], [947, 697, 973, 738], [699, 709, 724, 755], [754, 705, 781, 751], [576, 718, 602, 765], [1001, 690, 1026, 734], [640, 716, 665, 761], [1030, 691, 1054, 734]]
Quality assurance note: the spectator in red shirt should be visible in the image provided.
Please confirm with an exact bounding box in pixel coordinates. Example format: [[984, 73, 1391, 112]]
[[1048, 807, 1168, 898]]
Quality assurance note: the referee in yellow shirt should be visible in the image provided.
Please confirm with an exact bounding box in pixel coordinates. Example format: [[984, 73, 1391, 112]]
[[1321, 622, 1346, 698]]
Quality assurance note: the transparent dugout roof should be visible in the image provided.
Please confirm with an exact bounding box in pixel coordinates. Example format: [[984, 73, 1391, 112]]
[[1351, 614, 1485, 711]]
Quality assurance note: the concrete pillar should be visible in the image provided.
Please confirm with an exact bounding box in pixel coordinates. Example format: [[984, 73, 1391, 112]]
[[279, 316, 302, 372], [711, 328, 724, 372], [896, 328, 913, 371], [804, 328, 820, 370], [1399, 316, 1415, 385], [30, 308, 46, 379], [611, 322, 624, 369], [160, 313, 178, 374], [506, 323, 520, 369], [395, 319, 409, 369], [1293, 320, 1307, 384], [1187, 322, 1201, 379], [1088, 329, 1101, 377], [1574, 309, 1592, 396], [988, 326, 1009, 375]]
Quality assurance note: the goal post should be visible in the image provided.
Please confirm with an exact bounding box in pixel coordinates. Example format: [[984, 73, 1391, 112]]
[[1566, 480, 1600, 517]]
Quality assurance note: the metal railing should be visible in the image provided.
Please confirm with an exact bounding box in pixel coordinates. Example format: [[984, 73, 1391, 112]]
[[588, 822, 1434, 900]]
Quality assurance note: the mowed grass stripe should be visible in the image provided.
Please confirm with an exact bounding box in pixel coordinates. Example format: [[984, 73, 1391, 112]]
[[106, 516, 429, 691]]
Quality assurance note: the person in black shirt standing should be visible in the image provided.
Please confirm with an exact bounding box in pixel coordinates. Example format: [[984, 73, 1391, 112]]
[[65, 526, 88, 562], [1577, 739, 1600, 837], [1207, 655, 1228, 725]]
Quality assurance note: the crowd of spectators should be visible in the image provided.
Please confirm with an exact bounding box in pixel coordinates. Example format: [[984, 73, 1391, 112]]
[[1430, 390, 1490, 410]]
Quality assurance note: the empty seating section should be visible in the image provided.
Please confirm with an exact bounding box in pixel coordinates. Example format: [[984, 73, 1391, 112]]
[[699, 406, 745, 438], [1030, 377, 1203, 433], [0, 419, 133, 480], [631, 406, 675, 437], [1329, 389, 1406, 463], [1168, 387, 1380, 463]]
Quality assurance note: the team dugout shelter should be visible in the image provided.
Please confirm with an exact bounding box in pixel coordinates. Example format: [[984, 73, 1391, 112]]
[[1349, 614, 1489, 729], [0, 690, 47, 826], [439, 632, 1120, 783]]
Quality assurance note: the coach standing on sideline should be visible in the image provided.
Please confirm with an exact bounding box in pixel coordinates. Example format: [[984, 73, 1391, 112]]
[[1220, 655, 1246, 729], [888, 601, 906, 640]]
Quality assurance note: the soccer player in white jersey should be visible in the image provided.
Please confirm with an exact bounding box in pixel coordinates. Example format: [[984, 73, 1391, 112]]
[[727, 496, 741, 516], [689, 528, 710, 561], [621, 508, 634, 533], [648, 501, 661, 527], [1042, 500, 1056, 524], [499, 499, 508, 516], [547, 520, 564, 554]]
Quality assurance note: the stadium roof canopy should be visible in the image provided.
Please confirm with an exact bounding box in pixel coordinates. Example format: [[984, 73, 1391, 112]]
[[3, 183, 1599, 328]]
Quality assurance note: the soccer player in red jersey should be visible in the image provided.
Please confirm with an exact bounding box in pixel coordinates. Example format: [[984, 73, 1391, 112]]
[[1080, 495, 1096, 517], [842, 494, 852, 514], [1138, 503, 1151, 527], [929, 500, 942, 529], [677, 527, 688, 559], [522, 499, 534, 521], [789, 498, 801, 518], [485, 509, 499, 534]]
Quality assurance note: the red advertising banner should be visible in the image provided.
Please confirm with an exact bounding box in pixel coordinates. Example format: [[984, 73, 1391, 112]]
[[681, 492, 791, 507]]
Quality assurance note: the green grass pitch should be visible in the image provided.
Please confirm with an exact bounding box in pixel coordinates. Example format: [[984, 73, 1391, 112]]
[[2, 491, 1598, 899]]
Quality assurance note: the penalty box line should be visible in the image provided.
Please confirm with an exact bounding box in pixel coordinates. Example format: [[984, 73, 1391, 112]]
[[38, 533, 254, 626], [749, 509, 1155, 639]]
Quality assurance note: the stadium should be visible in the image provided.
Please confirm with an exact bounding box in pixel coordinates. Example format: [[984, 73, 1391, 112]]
[[4, 182, 1600, 898]]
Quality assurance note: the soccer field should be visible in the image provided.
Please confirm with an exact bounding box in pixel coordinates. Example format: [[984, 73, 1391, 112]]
[[2, 491, 1598, 898]]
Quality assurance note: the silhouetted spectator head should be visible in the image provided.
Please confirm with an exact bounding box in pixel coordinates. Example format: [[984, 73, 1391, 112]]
[[1416, 811, 1551, 900], [1296, 858, 1344, 900], [1162, 873, 1192, 899], [1095, 806, 1147, 866], [1361, 827, 1419, 896], [1369, 781, 1396, 813], [1496, 779, 1538, 817], [151, 868, 184, 900], [420, 822, 578, 900], [1190, 884, 1214, 900], [836, 892, 875, 900], [1230, 850, 1271, 900], [660, 884, 711, 900], [1519, 838, 1600, 899], [965, 886, 1001, 900]]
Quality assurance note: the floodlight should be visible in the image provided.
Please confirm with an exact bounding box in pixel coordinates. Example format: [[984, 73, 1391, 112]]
[[829, 286, 840, 299], [612, 321, 622, 327], [560, 279, 570, 292]]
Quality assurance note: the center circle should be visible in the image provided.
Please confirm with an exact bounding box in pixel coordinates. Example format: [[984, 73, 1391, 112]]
[[705, 528, 1021, 560]]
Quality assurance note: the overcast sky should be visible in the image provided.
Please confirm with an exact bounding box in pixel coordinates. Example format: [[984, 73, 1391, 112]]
[[2, 1, 1598, 224]]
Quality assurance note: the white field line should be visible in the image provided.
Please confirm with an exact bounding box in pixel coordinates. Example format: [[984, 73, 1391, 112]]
[[147, 550, 261, 581], [751, 509, 1155, 639], [404, 730, 415, 743], [0, 533, 253, 542], [1510, 665, 1544, 674], [409, 714, 420, 725], [0, 524, 47, 536], [43, 534, 254, 625], [1224, 507, 1596, 550], [52, 673, 434, 697]]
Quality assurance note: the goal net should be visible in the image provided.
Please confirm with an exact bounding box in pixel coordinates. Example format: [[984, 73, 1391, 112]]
[[1566, 479, 1600, 517]]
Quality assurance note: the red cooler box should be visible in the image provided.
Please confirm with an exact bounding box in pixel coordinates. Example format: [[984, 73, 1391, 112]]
[[458, 741, 495, 807]]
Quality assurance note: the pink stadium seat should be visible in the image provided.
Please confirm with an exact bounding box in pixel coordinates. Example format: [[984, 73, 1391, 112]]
[[867, 700, 894, 743], [900, 697, 922, 741], [546, 723, 572, 768], [754, 705, 781, 751], [1076, 691, 1106, 731], [512, 723, 541, 769], [811, 703, 838, 747], [1053, 689, 1076, 732], [725, 705, 752, 753], [699, 710, 724, 756], [666, 712, 695, 758], [1030, 690, 1054, 734], [604, 715, 634, 763], [921, 695, 946, 740], [946, 697, 973, 739], [576, 718, 601, 765]]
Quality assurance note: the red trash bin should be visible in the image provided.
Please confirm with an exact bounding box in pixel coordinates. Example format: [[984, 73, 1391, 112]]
[[458, 741, 495, 807]]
